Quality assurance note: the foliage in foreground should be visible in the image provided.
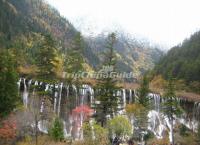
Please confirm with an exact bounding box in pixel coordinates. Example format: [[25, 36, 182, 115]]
[[0, 50, 19, 118], [83, 121, 109, 145], [107, 115, 132, 139], [48, 117, 64, 141]]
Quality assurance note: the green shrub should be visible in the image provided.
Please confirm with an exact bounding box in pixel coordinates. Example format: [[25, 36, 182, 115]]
[[48, 117, 64, 141]]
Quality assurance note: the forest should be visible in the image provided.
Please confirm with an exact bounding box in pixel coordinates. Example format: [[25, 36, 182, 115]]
[[1, 0, 200, 145]]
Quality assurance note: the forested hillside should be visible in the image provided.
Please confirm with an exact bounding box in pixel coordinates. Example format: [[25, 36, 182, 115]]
[[86, 32, 163, 76], [0, 0, 100, 73], [154, 31, 200, 93], [0, 0, 163, 78]]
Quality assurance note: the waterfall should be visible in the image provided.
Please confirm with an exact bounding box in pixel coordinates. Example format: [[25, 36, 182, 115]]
[[58, 83, 63, 116], [72, 85, 78, 106], [63, 121, 68, 138], [148, 110, 165, 139], [122, 89, 126, 108], [17, 78, 21, 89], [152, 94, 161, 112], [165, 117, 173, 143], [40, 100, 44, 113], [17, 78, 200, 141], [45, 84, 49, 91], [133, 89, 138, 99], [23, 78, 28, 108], [54, 91, 58, 113], [28, 79, 32, 87], [87, 85, 94, 105], [38, 120, 48, 134]]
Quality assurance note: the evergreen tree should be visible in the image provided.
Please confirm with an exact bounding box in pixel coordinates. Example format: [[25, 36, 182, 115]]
[[162, 74, 182, 145], [0, 50, 19, 118], [36, 34, 58, 83], [48, 117, 64, 141], [64, 32, 85, 113], [64, 32, 85, 84], [138, 75, 150, 108], [136, 75, 151, 142], [94, 33, 121, 127]]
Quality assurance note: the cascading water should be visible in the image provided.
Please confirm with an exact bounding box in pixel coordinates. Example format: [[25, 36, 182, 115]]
[[22, 78, 28, 108], [58, 83, 63, 116], [122, 89, 126, 108], [54, 91, 58, 113], [18, 78, 200, 141]]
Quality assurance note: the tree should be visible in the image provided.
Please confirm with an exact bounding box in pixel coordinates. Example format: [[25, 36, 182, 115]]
[[132, 75, 151, 142], [0, 50, 19, 118], [162, 74, 182, 145], [94, 33, 121, 127], [64, 32, 85, 84], [48, 117, 64, 141], [138, 75, 150, 108], [83, 121, 109, 145], [0, 115, 17, 145], [72, 105, 94, 122], [107, 116, 132, 140], [63, 32, 86, 121], [72, 105, 94, 139], [36, 34, 58, 83]]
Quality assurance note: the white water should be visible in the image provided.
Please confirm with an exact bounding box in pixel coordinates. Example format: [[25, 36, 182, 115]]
[[58, 83, 63, 116], [18, 79, 200, 141], [22, 78, 28, 108]]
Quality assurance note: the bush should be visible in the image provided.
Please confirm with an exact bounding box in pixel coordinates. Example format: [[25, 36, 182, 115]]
[[48, 117, 64, 141], [107, 116, 132, 139], [83, 121, 109, 145], [179, 124, 188, 136], [143, 130, 154, 141]]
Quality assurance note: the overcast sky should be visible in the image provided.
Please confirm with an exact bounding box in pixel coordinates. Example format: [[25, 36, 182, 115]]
[[47, 0, 200, 49]]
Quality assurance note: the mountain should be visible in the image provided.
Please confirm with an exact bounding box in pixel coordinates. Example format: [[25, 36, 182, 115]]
[[154, 31, 200, 93], [85, 32, 164, 76], [0, 0, 99, 69], [0, 0, 77, 47], [0, 0, 163, 79]]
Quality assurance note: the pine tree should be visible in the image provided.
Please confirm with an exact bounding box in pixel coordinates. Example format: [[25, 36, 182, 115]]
[[64, 32, 85, 114], [94, 33, 121, 127], [138, 75, 150, 108], [36, 34, 58, 83], [64, 32, 85, 85], [162, 74, 182, 145], [0, 50, 19, 118], [136, 75, 150, 141]]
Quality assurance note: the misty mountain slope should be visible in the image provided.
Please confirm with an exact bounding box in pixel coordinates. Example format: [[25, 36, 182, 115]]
[[0, 0, 99, 68], [155, 31, 200, 81], [153, 31, 200, 93], [86, 32, 164, 76], [0, 0, 163, 76]]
